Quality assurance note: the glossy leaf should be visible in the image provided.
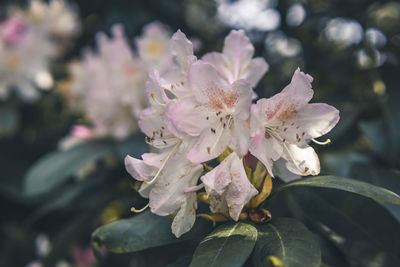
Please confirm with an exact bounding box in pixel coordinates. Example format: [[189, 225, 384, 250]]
[[91, 210, 212, 254], [289, 187, 400, 266], [252, 217, 321, 267], [23, 139, 115, 196], [273, 175, 400, 205], [189, 222, 257, 267]]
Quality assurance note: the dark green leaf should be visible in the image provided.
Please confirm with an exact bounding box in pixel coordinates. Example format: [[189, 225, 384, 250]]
[[350, 163, 400, 220], [273, 175, 400, 205], [189, 222, 257, 267], [288, 187, 400, 266], [252, 217, 321, 267], [91, 210, 212, 254], [23, 139, 115, 196], [0, 104, 19, 137]]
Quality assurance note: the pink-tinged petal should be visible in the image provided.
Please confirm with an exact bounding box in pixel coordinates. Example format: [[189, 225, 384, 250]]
[[169, 30, 196, 71], [225, 154, 258, 221], [232, 79, 252, 120], [171, 191, 197, 237], [188, 61, 230, 105], [249, 133, 283, 177], [296, 103, 340, 139], [146, 70, 169, 104], [223, 30, 254, 80], [187, 125, 230, 163], [278, 103, 340, 146], [201, 157, 232, 195], [282, 144, 320, 176], [230, 118, 250, 157], [202, 52, 233, 82], [149, 156, 203, 216], [124, 155, 156, 182], [279, 68, 314, 111], [244, 57, 269, 87], [164, 97, 210, 137]]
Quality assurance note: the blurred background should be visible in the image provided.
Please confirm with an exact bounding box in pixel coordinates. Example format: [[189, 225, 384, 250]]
[[1, 0, 399, 266]]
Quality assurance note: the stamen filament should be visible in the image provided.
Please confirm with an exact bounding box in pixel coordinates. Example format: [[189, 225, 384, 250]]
[[151, 93, 166, 106], [131, 203, 149, 213], [312, 138, 331, 145], [143, 140, 182, 185]]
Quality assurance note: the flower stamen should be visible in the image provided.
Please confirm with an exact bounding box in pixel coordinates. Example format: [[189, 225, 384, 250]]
[[312, 138, 331, 145], [131, 203, 149, 213]]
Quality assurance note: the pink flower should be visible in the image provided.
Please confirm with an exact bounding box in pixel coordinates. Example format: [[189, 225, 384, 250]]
[[200, 152, 258, 220], [249, 68, 340, 179], [165, 60, 253, 163], [125, 150, 203, 237], [203, 30, 269, 88]]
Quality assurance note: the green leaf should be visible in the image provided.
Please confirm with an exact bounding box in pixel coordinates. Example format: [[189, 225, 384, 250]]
[[189, 222, 257, 267], [0, 104, 19, 137], [272, 175, 400, 205], [23, 139, 115, 196], [252, 218, 321, 267], [91, 210, 212, 254], [288, 187, 400, 266]]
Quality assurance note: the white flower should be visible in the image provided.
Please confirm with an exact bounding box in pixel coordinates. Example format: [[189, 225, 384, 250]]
[[249, 68, 340, 178], [200, 152, 258, 220]]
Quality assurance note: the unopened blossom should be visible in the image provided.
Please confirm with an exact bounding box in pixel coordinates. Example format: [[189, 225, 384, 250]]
[[65, 24, 146, 139], [200, 152, 258, 220], [125, 150, 203, 237], [203, 30, 269, 89], [249, 68, 340, 178]]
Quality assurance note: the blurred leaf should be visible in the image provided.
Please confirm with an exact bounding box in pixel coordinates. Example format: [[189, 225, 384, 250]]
[[289, 187, 400, 267], [273, 175, 400, 205], [189, 222, 257, 267], [115, 133, 148, 161], [322, 150, 369, 177], [166, 255, 192, 267], [0, 104, 19, 137], [359, 119, 395, 159], [350, 163, 400, 221], [91, 210, 212, 254], [23, 139, 115, 196], [252, 217, 321, 267]]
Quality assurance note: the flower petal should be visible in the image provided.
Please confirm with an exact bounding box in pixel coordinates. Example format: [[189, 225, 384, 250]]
[[169, 30, 196, 72], [225, 154, 258, 221], [222, 30, 254, 80], [171, 191, 197, 237], [149, 155, 203, 216], [243, 57, 269, 87], [188, 61, 230, 104], [282, 144, 320, 176], [249, 133, 282, 177]]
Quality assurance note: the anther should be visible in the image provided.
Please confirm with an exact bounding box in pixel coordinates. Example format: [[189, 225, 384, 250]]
[[131, 203, 149, 213], [312, 138, 331, 145]]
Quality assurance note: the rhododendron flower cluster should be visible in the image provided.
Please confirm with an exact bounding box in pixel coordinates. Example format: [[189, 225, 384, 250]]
[[0, 0, 80, 100], [125, 29, 339, 237], [63, 22, 172, 140]]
